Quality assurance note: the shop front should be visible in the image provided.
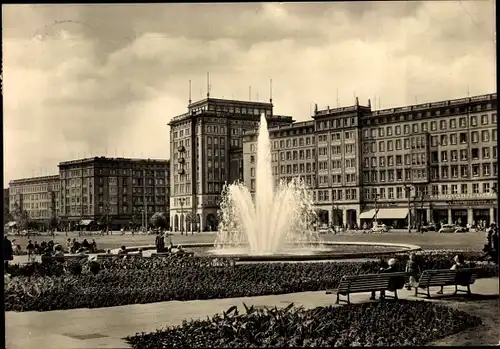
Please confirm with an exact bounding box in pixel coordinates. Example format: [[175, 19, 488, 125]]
[[451, 209, 468, 227]]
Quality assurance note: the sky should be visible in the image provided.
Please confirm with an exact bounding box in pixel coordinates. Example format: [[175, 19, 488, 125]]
[[2, 2, 496, 187]]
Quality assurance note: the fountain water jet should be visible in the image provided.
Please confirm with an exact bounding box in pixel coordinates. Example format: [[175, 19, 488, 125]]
[[213, 114, 323, 256]]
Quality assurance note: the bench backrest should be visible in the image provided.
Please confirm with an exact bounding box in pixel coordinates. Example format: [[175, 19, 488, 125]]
[[418, 268, 481, 287], [339, 272, 409, 292], [41, 255, 89, 263]]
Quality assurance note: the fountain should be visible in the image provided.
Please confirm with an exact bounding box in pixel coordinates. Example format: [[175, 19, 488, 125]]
[[212, 114, 325, 256]]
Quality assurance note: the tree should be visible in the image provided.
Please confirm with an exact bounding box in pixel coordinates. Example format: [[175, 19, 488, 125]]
[[12, 202, 30, 231], [149, 212, 167, 229]]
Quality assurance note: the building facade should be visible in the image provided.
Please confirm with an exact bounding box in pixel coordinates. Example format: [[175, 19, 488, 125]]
[[58, 157, 170, 229], [8, 175, 61, 226], [243, 93, 498, 229], [168, 97, 294, 232]]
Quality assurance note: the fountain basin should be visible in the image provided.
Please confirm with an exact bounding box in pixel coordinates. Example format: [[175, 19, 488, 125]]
[[116, 241, 421, 262]]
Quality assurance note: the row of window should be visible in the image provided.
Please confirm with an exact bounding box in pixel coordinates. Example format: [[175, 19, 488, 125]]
[[430, 129, 496, 147], [431, 182, 496, 196], [9, 184, 58, 195], [363, 136, 427, 154], [363, 169, 427, 183], [363, 153, 427, 168], [430, 163, 497, 179], [316, 188, 358, 201], [431, 147, 497, 162], [363, 113, 496, 139]]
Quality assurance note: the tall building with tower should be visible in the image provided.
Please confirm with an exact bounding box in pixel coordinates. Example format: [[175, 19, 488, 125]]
[[168, 92, 294, 232]]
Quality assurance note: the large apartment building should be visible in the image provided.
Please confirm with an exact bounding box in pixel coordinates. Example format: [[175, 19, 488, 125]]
[[243, 93, 498, 228], [8, 175, 61, 226], [168, 97, 293, 232], [58, 157, 170, 229]]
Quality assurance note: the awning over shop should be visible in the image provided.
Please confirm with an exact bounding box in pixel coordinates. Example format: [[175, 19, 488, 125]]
[[376, 208, 409, 220], [79, 220, 94, 226], [4, 221, 17, 228], [359, 209, 378, 219]]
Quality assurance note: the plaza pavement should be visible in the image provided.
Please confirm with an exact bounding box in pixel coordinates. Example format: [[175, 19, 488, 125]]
[[6, 277, 499, 349]]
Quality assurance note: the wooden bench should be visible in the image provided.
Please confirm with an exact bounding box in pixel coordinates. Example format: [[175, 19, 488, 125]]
[[151, 251, 194, 257], [326, 272, 409, 304], [413, 268, 481, 298]]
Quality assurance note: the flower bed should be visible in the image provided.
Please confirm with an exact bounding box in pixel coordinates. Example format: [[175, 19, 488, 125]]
[[125, 300, 482, 348], [4, 250, 498, 312]]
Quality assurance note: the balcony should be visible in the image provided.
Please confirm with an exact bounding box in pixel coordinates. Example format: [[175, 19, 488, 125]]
[[178, 145, 186, 152], [178, 157, 185, 164]]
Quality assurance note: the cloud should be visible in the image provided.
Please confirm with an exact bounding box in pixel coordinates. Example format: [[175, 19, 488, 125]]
[[2, 2, 496, 186]]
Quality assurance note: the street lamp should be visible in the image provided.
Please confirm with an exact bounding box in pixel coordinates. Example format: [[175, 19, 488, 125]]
[[179, 198, 186, 235], [373, 193, 381, 226], [404, 184, 413, 234]]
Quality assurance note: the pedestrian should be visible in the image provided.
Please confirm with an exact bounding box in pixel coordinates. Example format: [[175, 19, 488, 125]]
[[370, 258, 398, 300], [26, 240, 35, 262], [405, 253, 420, 290], [3, 235, 13, 270]]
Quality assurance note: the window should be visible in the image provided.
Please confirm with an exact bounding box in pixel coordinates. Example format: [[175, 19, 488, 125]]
[[483, 182, 490, 193], [387, 140, 393, 151], [395, 139, 402, 150], [472, 183, 479, 194], [430, 121, 437, 131], [386, 126, 393, 136], [422, 122, 428, 132], [483, 163, 490, 176], [459, 117, 467, 127], [441, 185, 448, 195], [450, 133, 457, 145], [481, 114, 488, 125], [395, 126, 402, 135], [471, 115, 477, 126], [440, 120, 447, 130], [440, 135, 448, 146], [432, 185, 439, 196], [441, 151, 448, 162], [459, 133, 468, 144], [449, 119, 457, 129], [412, 123, 419, 133], [482, 130, 490, 142], [483, 147, 491, 159], [451, 150, 458, 161], [492, 113, 497, 124], [472, 164, 480, 176], [431, 136, 438, 147], [404, 125, 410, 134], [461, 184, 468, 194], [451, 184, 458, 194], [379, 141, 385, 152]]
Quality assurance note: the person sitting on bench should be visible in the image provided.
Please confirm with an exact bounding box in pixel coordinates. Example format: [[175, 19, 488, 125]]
[[436, 254, 466, 294], [370, 258, 398, 300]]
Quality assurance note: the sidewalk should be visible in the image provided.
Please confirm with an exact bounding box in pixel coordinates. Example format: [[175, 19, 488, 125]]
[[6, 277, 499, 349]]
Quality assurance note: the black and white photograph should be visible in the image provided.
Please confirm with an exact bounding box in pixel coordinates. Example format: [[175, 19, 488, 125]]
[[3, 2, 498, 348]]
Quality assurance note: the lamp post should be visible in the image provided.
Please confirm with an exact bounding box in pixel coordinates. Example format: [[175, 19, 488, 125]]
[[179, 198, 186, 235], [373, 193, 380, 227], [404, 184, 413, 234]]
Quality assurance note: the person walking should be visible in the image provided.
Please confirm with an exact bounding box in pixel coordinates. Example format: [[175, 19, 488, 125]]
[[405, 253, 420, 290], [26, 240, 35, 262], [3, 235, 13, 270]]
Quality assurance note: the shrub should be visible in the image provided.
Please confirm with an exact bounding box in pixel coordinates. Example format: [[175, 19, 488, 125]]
[[125, 301, 482, 348]]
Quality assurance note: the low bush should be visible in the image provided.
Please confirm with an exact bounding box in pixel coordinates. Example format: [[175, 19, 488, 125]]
[[4, 250, 498, 312], [125, 300, 482, 348]]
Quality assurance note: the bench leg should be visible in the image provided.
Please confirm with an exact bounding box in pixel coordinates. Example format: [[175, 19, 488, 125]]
[[414, 287, 418, 297], [394, 289, 398, 300], [454, 284, 458, 295], [467, 284, 471, 295], [335, 293, 340, 304], [347, 293, 350, 304], [426, 287, 431, 299]]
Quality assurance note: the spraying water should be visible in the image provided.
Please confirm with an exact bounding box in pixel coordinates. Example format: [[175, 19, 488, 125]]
[[213, 114, 323, 256]]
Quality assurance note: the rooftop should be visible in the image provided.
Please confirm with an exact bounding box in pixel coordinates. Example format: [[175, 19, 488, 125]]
[[58, 157, 170, 167], [9, 175, 60, 185]]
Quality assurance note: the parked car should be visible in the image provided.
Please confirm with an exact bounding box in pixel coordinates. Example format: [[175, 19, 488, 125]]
[[438, 224, 465, 233], [370, 224, 389, 233], [421, 223, 438, 232]]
